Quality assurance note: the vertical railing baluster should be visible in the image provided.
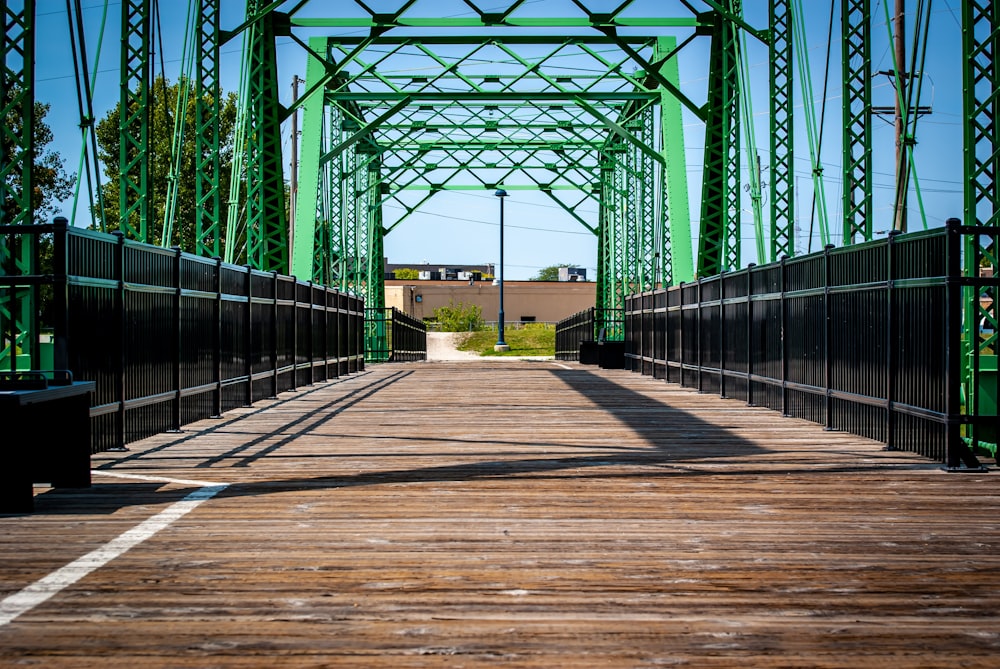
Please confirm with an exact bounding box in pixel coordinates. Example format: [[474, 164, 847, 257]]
[[747, 264, 755, 407], [823, 247, 833, 430], [171, 247, 182, 431], [719, 272, 726, 399], [272, 272, 279, 397], [886, 231, 899, 449], [213, 257, 222, 418], [780, 256, 788, 417], [113, 231, 127, 450], [244, 266, 253, 407]]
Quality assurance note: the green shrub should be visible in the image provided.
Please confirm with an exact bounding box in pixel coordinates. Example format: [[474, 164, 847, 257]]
[[433, 301, 484, 332]]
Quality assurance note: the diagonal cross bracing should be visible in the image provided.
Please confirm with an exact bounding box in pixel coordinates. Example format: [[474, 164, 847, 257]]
[[283, 1, 716, 333]]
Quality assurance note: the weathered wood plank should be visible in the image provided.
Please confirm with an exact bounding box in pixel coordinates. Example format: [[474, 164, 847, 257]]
[[1, 361, 998, 667]]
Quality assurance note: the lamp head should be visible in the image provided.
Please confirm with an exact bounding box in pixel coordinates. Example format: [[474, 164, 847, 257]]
[[494, 188, 508, 198]]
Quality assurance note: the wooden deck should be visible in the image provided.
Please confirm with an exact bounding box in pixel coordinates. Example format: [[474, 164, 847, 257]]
[[2, 360, 1000, 667]]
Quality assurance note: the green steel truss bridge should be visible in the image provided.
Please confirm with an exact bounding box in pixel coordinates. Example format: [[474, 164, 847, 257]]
[[1, 0, 997, 401]]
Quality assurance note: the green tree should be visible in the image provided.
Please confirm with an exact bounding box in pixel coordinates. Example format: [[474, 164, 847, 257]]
[[394, 268, 420, 280], [93, 76, 239, 250], [433, 301, 484, 332], [1, 88, 75, 224], [530, 263, 576, 281]]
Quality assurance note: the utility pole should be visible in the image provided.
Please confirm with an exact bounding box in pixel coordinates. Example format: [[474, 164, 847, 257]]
[[893, 0, 907, 232], [288, 76, 303, 253]]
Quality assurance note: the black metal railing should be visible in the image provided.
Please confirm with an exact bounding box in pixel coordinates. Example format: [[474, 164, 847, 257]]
[[0, 220, 365, 452], [365, 307, 427, 362], [624, 222, 997, 468], [555, 307, 594, 361], [555, 307, 625, 361]]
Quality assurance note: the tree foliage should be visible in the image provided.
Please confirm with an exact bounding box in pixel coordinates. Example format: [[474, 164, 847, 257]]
[[1, 88, 75, 224], [394, 268, 420, 280], [94, 76, 239, 250], [433, 301, 484, 332], [530, 263, 576, 281]]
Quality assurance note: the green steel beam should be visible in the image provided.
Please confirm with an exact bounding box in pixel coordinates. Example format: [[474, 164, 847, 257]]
[[319, 98, 412, 166], [119, 0, 150, 242], [243, 0, 288, 272], [698, 3, 741, 275], [0, 0, 36, 370], [255, 1, 776, 345], [842, 0, 873, 245], [769, 0, 793, 261], [656, 36, 693, 285], [574, 98, 665, 167], [324, 92, 660, 103], [962, 0, 1000, 443], [723, 0, 743, 272], [196, 0, 222, 258], [291, 18, 701, 29], [292, 36, 328, 280], [1, 0, 33, 228]]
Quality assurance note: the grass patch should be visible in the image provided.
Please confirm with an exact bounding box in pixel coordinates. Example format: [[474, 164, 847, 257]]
[[455, 324, 555, 357]]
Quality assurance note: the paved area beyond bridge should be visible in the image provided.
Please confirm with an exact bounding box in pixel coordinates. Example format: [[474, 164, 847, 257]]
[[2, 361, 999, 667]]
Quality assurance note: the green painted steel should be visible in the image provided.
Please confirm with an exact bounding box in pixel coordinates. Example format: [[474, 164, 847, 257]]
[[291, 36, 327, 281], [196, 0, 222, 258], [769, 0, 794, 262], [842, 0, 873, 245], [656, 36, 693, 285], [242, 2, 288, 273], [962, 0, 1000, 447], [0, 0, 35, 370], [119, 0, 150, 243], [284, 3, 709, 334], [698, 3, 742, 276]]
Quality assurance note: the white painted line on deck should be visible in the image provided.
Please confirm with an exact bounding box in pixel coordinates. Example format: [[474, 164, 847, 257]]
[[92, 470, 224, 488], [0, 474, 228, 628], [552, 362, 573, 370]]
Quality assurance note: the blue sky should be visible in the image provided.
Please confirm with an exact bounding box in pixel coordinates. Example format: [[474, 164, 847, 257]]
[[34, 0, 967, 280]]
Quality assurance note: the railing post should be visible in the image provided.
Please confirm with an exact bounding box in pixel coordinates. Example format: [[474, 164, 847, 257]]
[[51, 218, 70, 372], [272, 271, 280, 396], [746, 264, 755, 407], [780, 255, 789, 417], [213, 256, 222, 418], [886, 231, 900, 449], [697, 277, 703, 393], [944, 218, 982, 469], [289, 275, 297, 392], [326, 288, 334, 378], [307, 281, 314, 385], [719, 271, 726, 398], [244, 266, 253, 407], [678, 283, 685, 388], [113, 231, 127, 450], [171, 246, 182, 431], [823, 247, 833, 429]]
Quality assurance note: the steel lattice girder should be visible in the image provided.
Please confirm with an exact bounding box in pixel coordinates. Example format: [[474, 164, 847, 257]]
[[0, 0, 35, 368], [698, 2, 742, 276], [962, 0, 1000, 439], [196, 0, 222, 258], [243, 1, 288, 272], [842, 0, 873, 246], [769, 0, 793, 261], [119, 0, 150, 242], [287, 4, 711, 320]]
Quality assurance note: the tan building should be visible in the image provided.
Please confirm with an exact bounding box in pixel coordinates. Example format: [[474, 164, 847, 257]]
[[385, 280, 595, 324]]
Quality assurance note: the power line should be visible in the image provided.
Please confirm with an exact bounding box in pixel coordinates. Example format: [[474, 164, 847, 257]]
[[383, 203, 594, 236]]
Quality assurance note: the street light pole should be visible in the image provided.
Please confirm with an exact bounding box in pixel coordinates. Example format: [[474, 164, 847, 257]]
[[494, 188, 510, 352]]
